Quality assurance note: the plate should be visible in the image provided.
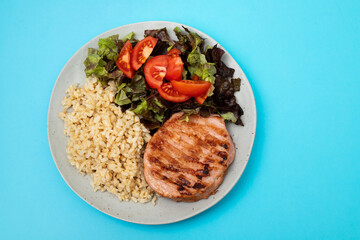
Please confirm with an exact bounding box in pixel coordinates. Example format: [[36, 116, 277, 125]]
[[47, 21, 256, 225]]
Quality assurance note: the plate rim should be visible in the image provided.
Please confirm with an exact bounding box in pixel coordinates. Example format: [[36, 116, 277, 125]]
[[47, 20, 257, 225]]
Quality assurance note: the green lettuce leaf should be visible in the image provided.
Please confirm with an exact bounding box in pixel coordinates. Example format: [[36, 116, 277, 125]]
[[179, 108, 200, 122], [174, 27, 183, 39], [187, 48, 207, 65], [88, 48, 98, 55], [173, 27, 188, 53], [187, 46, 217, 87], [122, 32, 135, 42], [83, 34, 126, 84], [129, 75, 147, 101], [114, 89, 131, 106], [183, 31, 216, 86], [132, 95, 166, 128], [231, 78, 241, 92], [182, 26, 204, 50], [173, 26, 204, 54], [97, 34, 119, 61], [114, 74, 147, 105], [84, 54, 103, 76], [220, 112, 237, 123], [133, 99, 148, 115]]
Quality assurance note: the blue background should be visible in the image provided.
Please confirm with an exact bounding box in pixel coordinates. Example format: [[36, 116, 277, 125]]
[[1, 0, 359, 239]]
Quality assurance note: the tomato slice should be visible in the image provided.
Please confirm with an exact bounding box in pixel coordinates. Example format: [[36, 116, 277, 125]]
[[167, 48, 181, 56], [144, 55, 169, 89], [116, 40, 134, 78], [157, 82, 191, 102], [195, 92, 208, 104], [191, 75, 209, 104], [131, 36, 158, 71], [171, 80, 211, 97], [165, 49, 183, 80], [192, 75, 200, 81]]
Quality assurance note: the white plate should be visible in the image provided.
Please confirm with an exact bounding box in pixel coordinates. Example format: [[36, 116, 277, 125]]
[[47, 21, 256, 225]]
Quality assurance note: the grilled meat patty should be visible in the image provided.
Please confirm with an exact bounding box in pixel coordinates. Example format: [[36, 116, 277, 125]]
[[143, 112, 235, 202]]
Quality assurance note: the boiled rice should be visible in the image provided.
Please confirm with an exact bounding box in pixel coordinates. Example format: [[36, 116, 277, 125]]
[[59, 77, 155, 204]]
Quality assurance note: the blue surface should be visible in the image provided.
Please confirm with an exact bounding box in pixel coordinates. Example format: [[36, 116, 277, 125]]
[[1, 0, 359, 239]]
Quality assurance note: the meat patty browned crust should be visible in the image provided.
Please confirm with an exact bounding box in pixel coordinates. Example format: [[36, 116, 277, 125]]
[[143, 112, 235, 202]]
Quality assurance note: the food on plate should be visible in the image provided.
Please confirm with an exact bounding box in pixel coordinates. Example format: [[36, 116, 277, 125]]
[[165, 48, 183, 80], [60, 25, 244, 204], [59, 77, 155, 204], [131, 36, 158, 70], [157, 82, 191, 103], [144, 55, 168, 89], [171, 80, 211, 97], [116, 40, 134, 78], [83, 26, 244, 130], [143, 112, 235, 202]]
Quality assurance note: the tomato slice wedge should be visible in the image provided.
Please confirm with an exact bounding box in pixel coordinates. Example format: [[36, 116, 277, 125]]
[[131, 36, 158, 71], [191, 75, 209, 104], [192, 75, 200, 81], [171, 80, 211, 97], [116, 40, 134, 78], [144, 55, 169, 89], [195, 92, 208, 105], [157, 82, 191, 102], [165, 48, 183, 80], [167, 48, 181, 56]]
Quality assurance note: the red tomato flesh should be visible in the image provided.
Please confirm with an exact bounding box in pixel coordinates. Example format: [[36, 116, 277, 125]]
[[167, 48, 181, 56], [144, 55, 169, 89], [131, 36, 158, 70], [116, 40, 134, 78], [157, 82, 191, 102], [192, 75, 200, 81], [191, 75, 209, 104], [195, 92, 208, 104], [171, 80, 211, 97], [165, 48, 183, 80]]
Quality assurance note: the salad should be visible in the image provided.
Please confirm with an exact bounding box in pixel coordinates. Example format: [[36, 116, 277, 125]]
[[84, 26, 244, 130]]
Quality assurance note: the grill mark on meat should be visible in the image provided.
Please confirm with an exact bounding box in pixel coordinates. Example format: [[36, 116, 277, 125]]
[[148, 138, 164, 151], [177, 187, 192, 195], [150, 169, 193, 196], [204, 157, 215, 164], [193, 183, 206, 189], [203, 164, 210, 175], [149, 156, 161, 164], [221, 144, 228, 149], [206, 140, 217, 147], [148, 155, 204, 177], [217, 151, 228, 166], [178, 175, 191, 187]]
